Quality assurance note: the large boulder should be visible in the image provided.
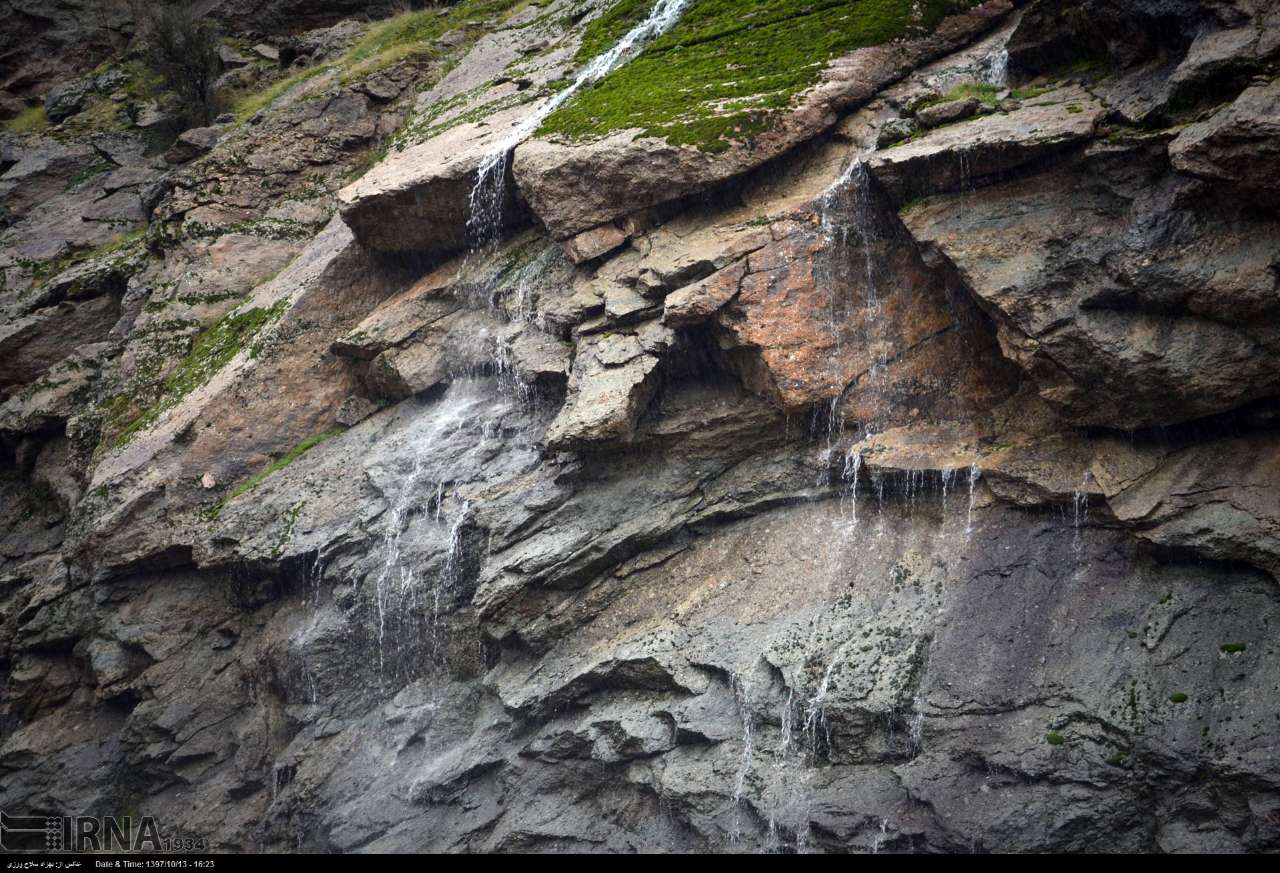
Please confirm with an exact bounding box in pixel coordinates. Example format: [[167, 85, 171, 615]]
[[336, 103, 528, 254], [543, 330, 661, 451], [1168, 79, 1280, 205], [334, 11, 578, 256], [866, 85, 1104, 202]]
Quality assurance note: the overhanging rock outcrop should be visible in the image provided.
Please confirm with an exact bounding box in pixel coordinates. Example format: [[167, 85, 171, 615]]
[[512, 1, 1015, 240], [337, 105, 529, 255]]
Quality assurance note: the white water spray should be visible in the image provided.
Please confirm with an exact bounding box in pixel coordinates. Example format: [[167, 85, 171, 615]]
[[1071, 471, 1091, 555], [986, 47, 1009, 87], [370, 382, 489, 675], [729, 675, 755, 846]]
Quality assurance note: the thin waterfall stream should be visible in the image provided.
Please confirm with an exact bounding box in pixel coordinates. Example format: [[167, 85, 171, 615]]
[[465, 0, 689, 248], [369, 379, 500, 677]]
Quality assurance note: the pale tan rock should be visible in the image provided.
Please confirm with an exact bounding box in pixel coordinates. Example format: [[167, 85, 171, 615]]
[[866, 86, 1104, 202], [562, 225, 628, 264], [662, 261, 745, 327]]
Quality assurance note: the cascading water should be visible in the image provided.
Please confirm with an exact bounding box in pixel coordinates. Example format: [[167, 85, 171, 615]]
[[985, 47, 1009, 87], [729, 674, 756, 847], [432, 502, 472, 650], [465, 0, 689, 249], [1071, 471, 1092, 557], [369, 379, 496, 677], [816, 159, 897, 533]]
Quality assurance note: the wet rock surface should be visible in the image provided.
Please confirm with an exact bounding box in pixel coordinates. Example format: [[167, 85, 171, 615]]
[[2, 0, 1279, 856]]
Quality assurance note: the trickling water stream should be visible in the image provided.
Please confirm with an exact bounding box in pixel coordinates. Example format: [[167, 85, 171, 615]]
[[465, 0, 689, 248], [369, 379, 501, 677], [985, 47, 1009, 87]]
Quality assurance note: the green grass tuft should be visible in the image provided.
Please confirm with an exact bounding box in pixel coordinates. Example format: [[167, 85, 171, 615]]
[[1010, 83, 1051, 101], [209, 427, 343, 519], [937, 81, 1000, 108], [4, 106, 49, 134], [1046, 732, 1065, 746], [1220, 642, 1247, 654], [229, 65, 328, 123]]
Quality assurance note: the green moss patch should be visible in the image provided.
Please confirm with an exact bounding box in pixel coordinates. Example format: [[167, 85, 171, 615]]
[[209, 427, 343, 519], [4, 105, 49, 134], [1168, 692, 1188, 704], [111, 299, 288, 447], [1046, 731, 1065, 746], [540, 0, 982, 153], [1220, 642, 1247, 654]]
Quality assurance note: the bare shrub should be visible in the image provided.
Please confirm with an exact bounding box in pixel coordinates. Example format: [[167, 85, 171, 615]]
[[133, 1, 222, 126]]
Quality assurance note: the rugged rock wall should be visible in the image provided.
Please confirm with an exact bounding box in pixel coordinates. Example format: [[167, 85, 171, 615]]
[[2, 0, 1279, 854]]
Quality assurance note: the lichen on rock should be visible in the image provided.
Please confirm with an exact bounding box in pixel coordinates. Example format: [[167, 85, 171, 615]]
[[3, 0, 1280, 857]]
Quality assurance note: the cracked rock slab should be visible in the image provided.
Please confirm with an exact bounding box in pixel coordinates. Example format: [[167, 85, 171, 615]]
[[866, 85, 1105, 203], [543, 331, 661, 451]]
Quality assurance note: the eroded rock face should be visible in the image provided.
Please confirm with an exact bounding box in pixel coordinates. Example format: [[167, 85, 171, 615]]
[[3, 0, 1280, 857], [1093, 429, 1280, 580], [543, 331, 660, 450], [1169, 78, 1280, 204], [866, 85, 1105, 202], [337, 114, 527, 254], [904, 140, 1280, 430]]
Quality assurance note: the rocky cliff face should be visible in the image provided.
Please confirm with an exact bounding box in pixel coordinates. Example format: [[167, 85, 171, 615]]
[[2, 0, 1279, 854]]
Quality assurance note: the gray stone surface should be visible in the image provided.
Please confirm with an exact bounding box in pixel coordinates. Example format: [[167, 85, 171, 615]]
[[1, 0, 1278, 856]]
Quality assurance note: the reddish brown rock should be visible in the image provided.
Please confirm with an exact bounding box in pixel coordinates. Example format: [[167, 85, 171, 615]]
[[710, 180, 1017, 430]]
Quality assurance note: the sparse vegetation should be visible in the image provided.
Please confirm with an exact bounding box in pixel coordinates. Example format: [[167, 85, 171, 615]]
[[111, 299, 288, 447], [18, 229, 147, 297], [226, 0, 540, 123], [3, 105, 49, 134], [1010, 83, 1052, 101], [229, 65, 327, 123], [209, 428, 343, 519], [1169, 692, 1188, 704], [134, 0, 223, 125], [1220, 642, 1247, 654], [1046, 732, 1065, 746], [911, 82, 1001, 115]]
